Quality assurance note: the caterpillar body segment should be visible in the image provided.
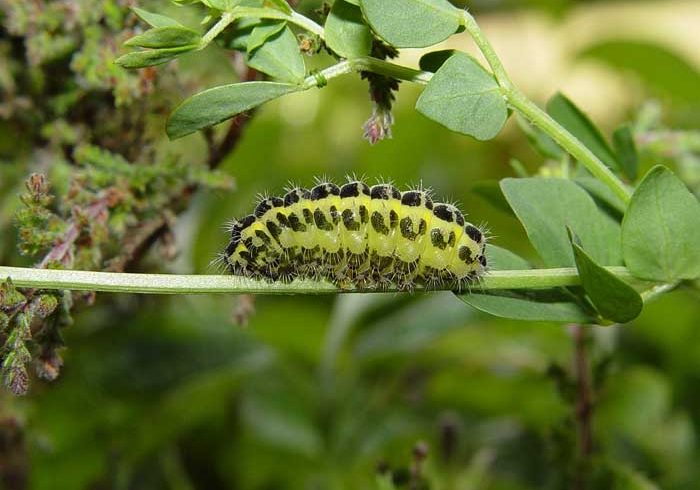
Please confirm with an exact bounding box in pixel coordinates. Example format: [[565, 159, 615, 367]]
[[224, 180, 488, 290]]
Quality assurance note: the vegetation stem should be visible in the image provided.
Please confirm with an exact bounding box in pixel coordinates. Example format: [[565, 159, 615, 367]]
[[460, 10, 632, 205], [507, 90, 632, 204], [200, 11, 236, 47], [302, 58, 432, 90], [0, 266, 634, 295], [460, 11, 513, 89], [230, 7, 325, 38]]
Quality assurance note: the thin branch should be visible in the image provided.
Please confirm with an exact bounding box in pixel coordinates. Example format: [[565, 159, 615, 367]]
[[0, 266, 634, 295], [198, 6, 325, 51], [37, 199, 109, 269], [301, 58, 432, 90]]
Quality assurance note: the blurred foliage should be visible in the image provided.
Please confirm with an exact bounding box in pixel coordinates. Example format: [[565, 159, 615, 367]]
[[2, 1, 700, 490]]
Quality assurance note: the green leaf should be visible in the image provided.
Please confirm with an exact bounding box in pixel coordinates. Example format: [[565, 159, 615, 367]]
[[359, 0, 460, 48], [416, 53, 508, 141], [324, 0, 372, 58], [569, 228, 642, 323], [458, 290, 594, 323], [574, 176, 626, 215], [547, 93, 620, 171], [166, 81, 300, 139], [485, 244, 531, 270], [246, 20, 286, 53], [613, 124, 639, 181], [246, 26, 305, 83], [264, 0, 292, 14], [131, 7, 183, 28], [125, 26, 201, 48], [621, 165, 700, 281], [114, 46, 197, 68], [221, 17, 261, 51], [578, 40, 700, 105], [459, 243, 593, 323], [203, 0, 241, 9], [500, 178, 622, 267], [418, 49, 456, 72]]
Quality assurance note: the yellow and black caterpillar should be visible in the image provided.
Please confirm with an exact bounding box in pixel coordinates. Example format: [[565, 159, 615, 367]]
[[223, 180, 487, 290]]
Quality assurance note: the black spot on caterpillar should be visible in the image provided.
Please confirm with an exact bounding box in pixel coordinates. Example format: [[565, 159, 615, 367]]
[[222, 180, 488, 290]]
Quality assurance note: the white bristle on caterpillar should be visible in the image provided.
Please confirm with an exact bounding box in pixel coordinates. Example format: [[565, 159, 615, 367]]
[[222, 179, 488, 290]]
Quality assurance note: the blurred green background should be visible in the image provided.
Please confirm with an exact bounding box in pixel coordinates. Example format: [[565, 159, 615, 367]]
[[2, 0, 700, 489]]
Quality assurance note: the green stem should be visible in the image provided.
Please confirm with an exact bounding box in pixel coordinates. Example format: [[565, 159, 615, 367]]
[[507, 90, 632, 204], [461, 11, 512, 89], [199, 7, 324, 50], [460, 10, 632, 205], [288, 10, 325, 38], [301, 57, 432, 90], [200, 11, 236, 47], [230, 7, 324, 38], [0, 266, 633, 295], [350, 57, 433, 84], [640, 281, 678, 302]]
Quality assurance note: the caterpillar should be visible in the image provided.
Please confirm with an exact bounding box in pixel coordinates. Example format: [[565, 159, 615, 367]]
[[222, 180, 488, 290]]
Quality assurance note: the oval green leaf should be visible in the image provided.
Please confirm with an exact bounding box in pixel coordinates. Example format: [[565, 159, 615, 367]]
[[246, 20, 286, 53], [246, 26, 305, 83], [418, 49, 456, 72], [115, 45, 197, 69], [264, 0, 293, 14], [621, 165, 700, 281], [167, 81, 300, 139], [485, 244, 531, 270], [569, 229, 642, 323], [324, 0, 372, 58], [131, 7, 183, 28], [416, 53, 508, 141], [612, 124, 639, 181], [458, 290, 594, 323], [500, 178, 622, 267], [125, 26, 201, 48], [359, 0, 460, 48]]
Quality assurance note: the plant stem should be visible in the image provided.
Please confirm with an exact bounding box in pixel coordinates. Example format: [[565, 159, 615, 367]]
[[0, 266, 633, 295], [302, 57, 432, 90], [507, 90, 632, 204], [229, 7, 324, 38], [461, 11, 512, 89], [289, 10, 325, 38], [199, 6, 324, 50], [200, 11, 236, 47], [460, 11, 632, 205], [350, 57, 433, 84]]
